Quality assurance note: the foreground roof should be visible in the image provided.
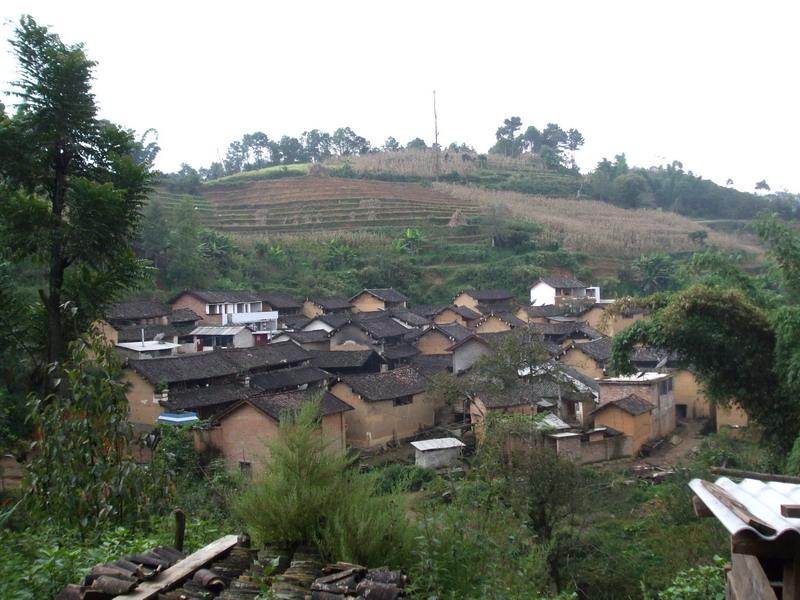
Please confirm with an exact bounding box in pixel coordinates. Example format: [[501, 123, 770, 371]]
[[222, 342, 310, 371], [128, 352, 239, 384], [410, 438, 465, 451], [117, 323, 179, 343], [341, 366, 427, 401], [220, 389, 353, 423], [164, 383, 254, 411]]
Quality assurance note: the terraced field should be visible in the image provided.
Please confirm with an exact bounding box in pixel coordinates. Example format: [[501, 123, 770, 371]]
[[199, 176, 484, 235]]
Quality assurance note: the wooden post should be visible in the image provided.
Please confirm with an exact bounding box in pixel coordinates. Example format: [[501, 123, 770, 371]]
[[173, 509, 185, 553], [785, 556, 800, 600]]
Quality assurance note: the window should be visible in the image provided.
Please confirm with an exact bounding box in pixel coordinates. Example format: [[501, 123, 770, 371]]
[[207, 304, 220, 315], [239, 461, 252, 479], [393, 395, 413, 407], [236, 303, 246, 313]]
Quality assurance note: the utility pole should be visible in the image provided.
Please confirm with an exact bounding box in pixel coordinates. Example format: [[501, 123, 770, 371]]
[[433, 90, 440, 179]]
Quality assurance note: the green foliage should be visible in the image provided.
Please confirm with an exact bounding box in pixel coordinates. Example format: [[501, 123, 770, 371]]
[[24, 334, 155, 530], [371, 463, 435, 494], [652, 557, 726, 600]]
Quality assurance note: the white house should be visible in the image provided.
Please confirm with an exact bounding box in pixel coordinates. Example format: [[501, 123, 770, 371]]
[[529, 277, 591, 306]]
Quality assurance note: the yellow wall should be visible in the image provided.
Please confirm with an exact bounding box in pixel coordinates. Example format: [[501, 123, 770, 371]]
[[581, 307, 606, 331], [673, 370, 710, 418], [469, 396, 533, 436], [593, 407, 651, 454], [302, 300, 323, 318], [434, 310, 466, 326], [415, 331, 453, 355], [475, 316, 511, 333], [716, 403, 749, 430], [96, 319, 118, 345], [351, 293, 384, 313], [330, 382, 437, 448], [560, 348, 604, 379], [124, 370, 162, 426], [453, 292, 480, 313], [605, 313, 645, 336]]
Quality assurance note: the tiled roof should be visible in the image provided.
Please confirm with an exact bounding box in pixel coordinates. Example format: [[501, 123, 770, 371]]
[[250, 365, 330, 392], [353, 288, 408, 303], [116, 323, 179, 343], [169, 308, 202, 323], [382, 343, 420, 361], [279, 314, 311, 329], [164, 383, 253, 411], [306, 296, 352, 311], [448, 305, 483, 320], [128, 352, 239, 385], [410, 354, 453, 377], [533, 277, 587, 289], [573, 337, 612, 361], [356, 316, 412, 339], [260, 292, 301, 310], [106, 300, 169, 322], [409, 304, 449, 318], [221, 342, 310, 371], [476, 380, 563, 409], [310, 350, 377, 369], [386, 308, 431, 327], [341, 366, 428, 401], [173, 289, 262, 304], [590, 393, 653, 416], [279, 330, 330, 344], [477, 312, 527, 328], [459, 289, 514, 302], [410, 323, 472, 344], [245, 390, 353, 421], [303, 312, 352, 330]]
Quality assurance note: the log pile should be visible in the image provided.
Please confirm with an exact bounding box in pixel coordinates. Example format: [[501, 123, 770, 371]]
[[160, 545, 258, 599], [56, 546, 186, 599], [310, 563, 407, 599]]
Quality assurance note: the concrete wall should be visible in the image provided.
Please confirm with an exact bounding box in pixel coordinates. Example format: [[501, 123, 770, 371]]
[[474, 316, 512, 334], [351, 293, 384, 313], [330, 382, 437, 448], [529, 282, 556, 306], [560, 347, 605, 379], [124, 370, 162, 426], [415, 330, 453, 355], [452, 340, 488, 374], [415, 446, 461, 469]]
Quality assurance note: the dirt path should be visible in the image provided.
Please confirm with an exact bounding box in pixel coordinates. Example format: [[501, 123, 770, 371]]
[[642, 418, 707, 468]]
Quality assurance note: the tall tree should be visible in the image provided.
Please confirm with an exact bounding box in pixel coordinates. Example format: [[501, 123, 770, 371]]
[[0, 16, 151, 377]]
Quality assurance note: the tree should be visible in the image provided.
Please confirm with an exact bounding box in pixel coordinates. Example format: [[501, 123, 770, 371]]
[[406, 137, 428, 150], [493, 116, 523, 156], [521, 125, 543, 154], [632, 253, 675, 294], [332, 127, 371, 155], [383, 136, 401, 152], [302, 129, 332, 162], [756, 179, 771, 192], [165, 197, 207, 287], [0, 16, 151, 377], [613, 172, 649, 208]]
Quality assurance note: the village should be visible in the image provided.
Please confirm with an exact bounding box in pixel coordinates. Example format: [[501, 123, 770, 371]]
[[100, 277, 749, 474]]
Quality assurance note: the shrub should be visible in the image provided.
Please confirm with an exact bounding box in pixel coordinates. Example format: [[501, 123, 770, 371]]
[[372, 464, 435, 494]]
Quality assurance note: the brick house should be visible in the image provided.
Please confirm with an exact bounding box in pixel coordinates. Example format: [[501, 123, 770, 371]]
[[329, 366, 435, 448], [349, 288, 408, 313], [302, 296, 352, 318], [453, 289, 515, 315], [473, 312, 527, 334], [412, 304, 481, 328], [170, 290, 263, 325], [410, 323, 472, 355], [589, 394, 656, 454]]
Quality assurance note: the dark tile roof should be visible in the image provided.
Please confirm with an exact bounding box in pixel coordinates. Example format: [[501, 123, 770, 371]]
[[278, 330, 330, 344], [355, 316, 412, 339], [478, 312, 527, 328], [128, 352, 239, 385], [117, 323, 180, 343], [311, 350, 377, 369], [533, 277, 587, 289], [169, 308, 202, 323], [304, 312, 352, 330], [106, 300, 169, 322], [382, 343, 420, 361], [557, 364, 600, 393], [573, 337, 612, 361], [173, 289, 262, 304], [449, 305, 483, 320], [409, 304, 449, 318], [386, 308, 431, 327], [572, 339, 675, 366], [341, 366, 428, 401], [352, 288, 408, 303], [530, 321, 603, 340], [591, 394, 653, 416], [521, 300, 597, 319], [163, 383, 253, 411], [410, 354, 452, 377], [260, 292, 302, 310], [410, 323, 472, 344], [244, 390, 353, 421], [459, 289, 514, 302], [223, 342, 310, 371], [280, 314, 311, 329], [306, 295, 352, 311], [251, 365, 330, 392], [476, 380, 562, 409]]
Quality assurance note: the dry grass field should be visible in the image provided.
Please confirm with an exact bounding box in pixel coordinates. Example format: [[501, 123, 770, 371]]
[[439, 184, 763, 258]]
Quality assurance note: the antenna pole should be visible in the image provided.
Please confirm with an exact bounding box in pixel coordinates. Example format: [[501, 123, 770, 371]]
[[433, 90, 440, 178]]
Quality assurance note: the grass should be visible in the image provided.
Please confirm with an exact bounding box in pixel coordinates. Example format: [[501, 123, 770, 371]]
[[205, 162, 310, 186]]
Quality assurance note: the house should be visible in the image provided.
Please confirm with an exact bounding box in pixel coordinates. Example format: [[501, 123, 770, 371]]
[[310, 350, 383, 375], [473, 312, 527, 334], [529, 277, 588, 306], [468, 380, 574, 433], [453, 289, 515, 314], [329, 366, 434, 448], [202, 390, 352, 475], [170, 290, 264, 325], [260, 292, 302, 315], [349, 288, 408, 313], [250, 365, 330, 394], [220, 342, 311, 375], [162, 383, 255, 419], [301, 312, 352, 333], [410, 438, 465, 469], [410, 323, 472, 355], [191, 325, 255, 350], [329, 316, 414, 353], [271, 329, 331, 351], [106, 300, 171, 327], [594, 372, 676, 450], [302, 296, 352, 318], [589, 394, 656, 455]]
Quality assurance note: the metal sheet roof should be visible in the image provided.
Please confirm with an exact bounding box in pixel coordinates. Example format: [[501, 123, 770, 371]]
[[410, 438, 466, 452], [191, 326, 248, 336], [689, 477, 800, 541], [117, 341, 180, 351], [157, 412, 199, 425]]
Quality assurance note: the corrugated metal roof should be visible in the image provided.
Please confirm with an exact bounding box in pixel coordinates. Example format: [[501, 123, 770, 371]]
[[191, 326, 248, 336], [689, 477, 800, 541], [410, 438, 465, 451], [601, 372, 669, 383], [539, 413, 571, 430], [157, 412, 199, 424]]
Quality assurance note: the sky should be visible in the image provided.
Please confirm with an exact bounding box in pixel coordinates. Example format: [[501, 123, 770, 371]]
[[1, 1, 798, 193]]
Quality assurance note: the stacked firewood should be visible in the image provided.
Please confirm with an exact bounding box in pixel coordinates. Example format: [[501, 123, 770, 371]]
[[56, 546, 186, 599], [311, 563, 407, 600]]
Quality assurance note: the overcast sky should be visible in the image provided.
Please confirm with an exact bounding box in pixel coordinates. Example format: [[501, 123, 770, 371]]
[[1, 1, 798, 193]]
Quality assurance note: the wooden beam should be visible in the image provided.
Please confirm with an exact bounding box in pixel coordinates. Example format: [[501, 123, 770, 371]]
[[693, 495, 714, 518], [113, 534, 240, 600], [711, 467, 800, 485], [786, 557, 800, 600], [732, 533, 800, 560], [782, 504, 800, 518], [728, 553, 777, 600]]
